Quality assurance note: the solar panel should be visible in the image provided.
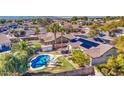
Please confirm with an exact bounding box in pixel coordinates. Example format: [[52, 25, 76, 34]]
[[70, 38, 99, 49], [94, 38, 104, 43], [78, 38, 99, 47], [80, 43, 92, 49]]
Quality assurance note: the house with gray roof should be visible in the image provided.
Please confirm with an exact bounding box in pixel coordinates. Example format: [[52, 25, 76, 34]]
[[84, 44, 117, 65], [68, 38, 117, 65]]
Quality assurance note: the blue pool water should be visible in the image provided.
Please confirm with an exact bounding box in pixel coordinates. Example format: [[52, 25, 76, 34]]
[[0, 47, 11, 53], [70, 39, 77, 43], [31, 55, 50, 68], [70, 38, 99, 49]]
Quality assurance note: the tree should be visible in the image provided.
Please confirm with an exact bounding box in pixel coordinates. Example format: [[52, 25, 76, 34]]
[[31, 18, 37, 24], [88, 30, 99, 38], [0, 19, 6, 24], [41, 18, 53, 27], [80, 16, 88, 20], [70, 16, 78, 21], [20, 30, 26, 36], [12, 40, 36, 55], [58, 26, 65, 49], [35, 27, 40, 38], [100, 25, 110, 32], [0, 40, 37, 76], [18, 40, 27, 50], [46, 23, 60, 49], [100, 21, 124, 32], [88, 23, 100, 37], [15, 19, 23, 25], [0, 51, 29, 76], [114, 36, 124, 53], [7, 20, 12, 23], [96, 54, 124, 76], [70, 50, 90, 67]]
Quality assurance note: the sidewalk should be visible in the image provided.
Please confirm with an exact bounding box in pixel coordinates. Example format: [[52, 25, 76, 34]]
[[94, 67, 103, 76]]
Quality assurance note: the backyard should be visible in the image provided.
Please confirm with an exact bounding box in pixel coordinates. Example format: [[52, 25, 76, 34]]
[[32, 57, 75, 74]]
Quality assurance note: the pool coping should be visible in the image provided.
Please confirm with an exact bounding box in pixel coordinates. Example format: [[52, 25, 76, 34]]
[[0, 50, 11, 54]]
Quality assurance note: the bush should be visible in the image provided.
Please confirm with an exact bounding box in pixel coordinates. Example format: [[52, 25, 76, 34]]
[[96, 54, 124, 76], [101, 68, 109, 76], [0, 50, 29, 76], [34, 43, 41, 50], [70, 49, 90, 67]]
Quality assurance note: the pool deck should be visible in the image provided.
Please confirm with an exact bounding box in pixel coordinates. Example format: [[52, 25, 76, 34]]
[[0, 50, 11, 54]]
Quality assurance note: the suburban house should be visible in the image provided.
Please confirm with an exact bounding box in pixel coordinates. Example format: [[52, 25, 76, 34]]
[[110, 27, 124, 37], [68, 38, 117, 65], [84, 44, 117, 65], [40, 32, 76, 51], [99, 32, 115, 43], [13, 27, 46, 41], [61, 22, 85, 33], [0, 34, 11, 53]]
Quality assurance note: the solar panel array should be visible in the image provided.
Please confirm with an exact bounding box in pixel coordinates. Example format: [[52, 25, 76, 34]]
[[70, 38, 99, 49]]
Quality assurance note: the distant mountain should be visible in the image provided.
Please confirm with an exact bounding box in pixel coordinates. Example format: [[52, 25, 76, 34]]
[[0, 16, 60, 20], [0, 16, 105, 20]]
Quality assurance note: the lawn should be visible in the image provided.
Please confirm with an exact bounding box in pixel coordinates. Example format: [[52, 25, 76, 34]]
[[57, 57, 75, 71], [34, 57, 75, 74]]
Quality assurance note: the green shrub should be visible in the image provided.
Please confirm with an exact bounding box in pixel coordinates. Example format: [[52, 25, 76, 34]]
[[70, 49, 90, 67]]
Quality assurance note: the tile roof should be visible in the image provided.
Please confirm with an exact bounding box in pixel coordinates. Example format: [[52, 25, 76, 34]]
[[0, 34, 11, 44], [41, 32, 76, 42], [41, 32, 61, 42], [68, 38, 114, 58], [84, 44, 113, 58]]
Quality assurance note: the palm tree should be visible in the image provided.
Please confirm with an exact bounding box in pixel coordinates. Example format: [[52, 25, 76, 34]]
[[18, 40, 27, 50], [46, 23, 60, 49], [58, 26, 65, 49], [35, 27, 40, 39]]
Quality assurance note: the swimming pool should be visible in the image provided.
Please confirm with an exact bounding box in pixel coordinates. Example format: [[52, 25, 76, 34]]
[[0, 47, 11, 53], [70, 38, 99, 49], [70, 38, 77, 43], [31, 55, 50, 69]]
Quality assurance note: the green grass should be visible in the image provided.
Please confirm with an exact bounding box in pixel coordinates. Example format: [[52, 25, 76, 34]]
[[34, 57, 75, 74], [57, 57, 75, 71]]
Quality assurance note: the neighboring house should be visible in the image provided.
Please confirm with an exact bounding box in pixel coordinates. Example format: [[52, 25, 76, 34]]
[[84, 44, 117, 65], [16, 27, 46, 40], [115, 27, 124, 36], [99, 32, 115, 43], [110, 27, 124, 37], [61, 22, 85, 33], [72, 24, 83, 32], [27, 27, 46, 35], [82, 26, 90, 34], [0, 34, 11, 52]]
